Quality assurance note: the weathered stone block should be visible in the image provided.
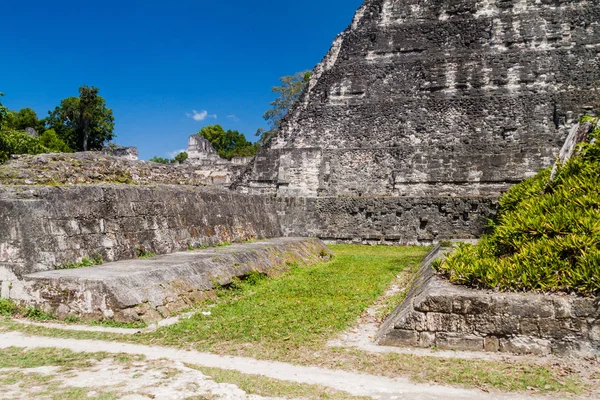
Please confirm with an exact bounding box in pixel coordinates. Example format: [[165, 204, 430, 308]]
[[590, 325, 600, 342], [484, 337, 500, 353], [553, 298, 573, 319], [436, 333, 484, 352], [499, 337, 552, 356], [381, 329, 420, 347], [452, 295, 493, 315], [473, 315, 519, 336], [393, 311, 427, 331], [571, 298, 600, 318], [414, 294, 453, 313], [419, 332, 436, 348], [427, 313, 472, 333], [505, 298, 555, 319], [519, 318, 540, 336]]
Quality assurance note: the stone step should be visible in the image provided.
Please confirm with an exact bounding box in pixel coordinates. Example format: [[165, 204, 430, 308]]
[[22, 237, 329, 323]]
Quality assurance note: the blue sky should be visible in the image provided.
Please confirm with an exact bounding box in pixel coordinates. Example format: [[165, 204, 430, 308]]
[[1, 0, 363, 159]]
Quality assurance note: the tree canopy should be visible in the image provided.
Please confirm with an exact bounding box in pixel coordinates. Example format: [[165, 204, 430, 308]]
[[5, 108, 43, 132], [46, 86, 115, 151], [198, 125, 256, 160], [256, 71, 312, 146]]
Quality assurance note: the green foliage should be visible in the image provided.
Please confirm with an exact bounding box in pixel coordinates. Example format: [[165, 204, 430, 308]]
[[149, 156, 175, 164], [46, 86, 115, 151], [38, 129, 72, 153], [5, 107, 43, 132], [197, 124, 256, 160], [0, 298, 18, 316], [135, 247, 155, 258], [439, 120, 600, 296], [256, 71, 312, 146], [0, 128, 51, 163], [0, 93, 8, 129], [174, 151, 188, 164], [24, 307, 55, 321], [54, 255, 103, 270]]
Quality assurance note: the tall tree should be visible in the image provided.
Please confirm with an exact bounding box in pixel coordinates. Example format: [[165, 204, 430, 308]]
[[47, 86, 115, 151], [256, 71, 312, 146], [198, 125, 256, 160]]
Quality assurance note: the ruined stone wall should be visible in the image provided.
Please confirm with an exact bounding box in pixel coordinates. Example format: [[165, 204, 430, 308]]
[[237, 0, 600, 197], [0, 152, 246, 187], [273, 196, 497, 243], [0, 185, 282, 280], [377, 247, 600, 357]]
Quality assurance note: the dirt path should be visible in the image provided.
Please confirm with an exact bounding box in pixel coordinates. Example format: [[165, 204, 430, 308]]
[[0, 331, 557, 400]]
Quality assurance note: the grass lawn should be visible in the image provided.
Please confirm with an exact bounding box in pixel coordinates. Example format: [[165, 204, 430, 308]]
[[0, 245, 591, 395], [146, 244, 428, 356]]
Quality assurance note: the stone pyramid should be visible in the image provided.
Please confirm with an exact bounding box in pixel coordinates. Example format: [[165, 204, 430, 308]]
[[237, 0, 600, 198]]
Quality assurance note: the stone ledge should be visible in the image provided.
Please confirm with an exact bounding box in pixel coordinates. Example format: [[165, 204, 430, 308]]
[[376, 247, 600, 357], [19, 238, 330, 323]]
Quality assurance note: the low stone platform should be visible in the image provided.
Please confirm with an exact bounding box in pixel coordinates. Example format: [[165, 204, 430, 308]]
[[21, 238, 329, 323], [377, 247, 600, 357]]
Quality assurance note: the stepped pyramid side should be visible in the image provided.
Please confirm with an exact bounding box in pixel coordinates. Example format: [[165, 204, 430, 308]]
[[237, 0, 600, 197]]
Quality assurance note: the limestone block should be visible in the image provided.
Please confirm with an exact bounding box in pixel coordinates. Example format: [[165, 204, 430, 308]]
[[381, 329, 420, 346], [473, 315, 519, 336], [427, 313, 472, 333], [436, 333, 484, 352], [499, 337, 552, 356], [414, 294, 453, 313], [484, 337, 500, 353]]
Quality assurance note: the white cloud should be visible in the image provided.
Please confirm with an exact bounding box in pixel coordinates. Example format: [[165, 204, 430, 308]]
[[226, 114, 240, 122], [186, 110, 217, 121], [167, 149, 186, 158]]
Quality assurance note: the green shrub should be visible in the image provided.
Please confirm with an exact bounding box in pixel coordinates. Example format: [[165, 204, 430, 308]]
[[54, 255, 103, 270], [0, 129, 50, 163], [438, 120, 600, 296], [0, 128, 72, 164], [0, 298, 18, 316]]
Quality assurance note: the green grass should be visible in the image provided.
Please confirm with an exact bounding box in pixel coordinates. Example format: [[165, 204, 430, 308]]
[[439, 119, 600, 296], [147, 244, 427, 355], [0, 347, 143, 369], [53, 255, 103, 270], [0, 245, 591, 394], [0, 298, 18, 316], [188, 364, 369, 399]]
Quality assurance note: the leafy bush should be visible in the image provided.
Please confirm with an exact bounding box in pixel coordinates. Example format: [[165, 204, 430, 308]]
[[0, 128, 51, 163], [0, 128, 73, 164], [149, 156, 175, 164], [174, 151, 188, 164], [438, 120, 600, 296], [0, 298, 18, 316]]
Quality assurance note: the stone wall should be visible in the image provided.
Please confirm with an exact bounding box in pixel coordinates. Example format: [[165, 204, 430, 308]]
[[21, 238, 329, 323], [101, 146, 139, 161], [274, 196, 497, 243], [377, 247, 600, 357], [0, 152, 246, 187], [0, 185, 282, 281], [237, 0, 600, 197]]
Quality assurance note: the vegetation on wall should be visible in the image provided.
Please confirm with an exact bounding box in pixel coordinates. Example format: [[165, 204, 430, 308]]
[[0, 86, 115, 163], [149, 151, 188, 165], [198, 124, 257, 160], [256, 71, 312, 146], [438, 118, 600, 296], [46, 86, 115, 151]]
